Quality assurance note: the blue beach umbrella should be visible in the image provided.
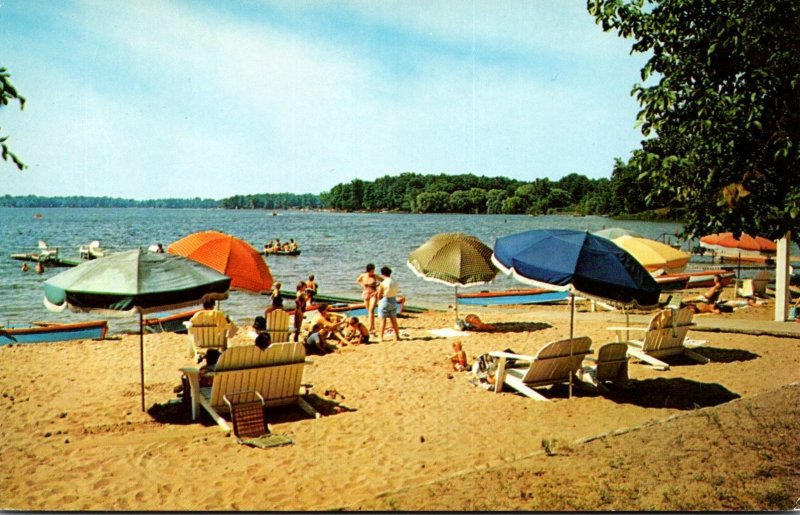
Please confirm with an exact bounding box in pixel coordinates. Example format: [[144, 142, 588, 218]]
[[492, 229, 661, 397], [44, 248, 231, 411], [492, 229, 660, 308]]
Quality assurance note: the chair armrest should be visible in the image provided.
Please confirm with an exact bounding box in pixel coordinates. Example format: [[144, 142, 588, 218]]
[[183, 321, 192, 328], [179, 366, 200, 378], [488, 351, 536, 362], [606, 326, 648, 332]]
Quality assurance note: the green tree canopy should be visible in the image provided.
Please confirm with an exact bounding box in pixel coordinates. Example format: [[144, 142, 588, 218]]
[[589, 0, 800, 241], [1, 67, 25, 170]]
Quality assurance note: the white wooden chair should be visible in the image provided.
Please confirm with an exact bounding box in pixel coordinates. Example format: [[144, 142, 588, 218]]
[[266, 309, 291, 343], [579, 342, 629, 390], [608, 307, 708, 371], [180, 342, 319, 431], [183, 310, 233, 359], [490, 336, 593, 401]]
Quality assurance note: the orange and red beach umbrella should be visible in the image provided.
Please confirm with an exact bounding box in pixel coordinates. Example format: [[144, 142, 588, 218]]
[[699, 232, 776, 253], [167, 230, 273, 293]]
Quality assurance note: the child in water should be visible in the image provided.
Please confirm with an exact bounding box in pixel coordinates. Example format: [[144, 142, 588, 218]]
[[449, 341, 468, 371]]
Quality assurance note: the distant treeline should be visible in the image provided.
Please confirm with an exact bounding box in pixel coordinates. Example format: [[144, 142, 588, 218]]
[[2, 163, 676, 217], [319, 166, 674, 216], [0, 195, 220, 208], [220, 193, 322, 210]]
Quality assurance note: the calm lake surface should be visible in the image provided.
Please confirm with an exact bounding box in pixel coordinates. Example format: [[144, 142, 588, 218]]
[[0, 207, 701, 333]]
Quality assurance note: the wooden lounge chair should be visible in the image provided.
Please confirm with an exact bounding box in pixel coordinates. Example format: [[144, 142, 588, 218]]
[[266, 309, 291, 343], [579, 342, 629, 390], [180, 342, 320, 431], [183, 311, 231, 359], [490, 336, 593, 401], [608, 307, 708, 371]]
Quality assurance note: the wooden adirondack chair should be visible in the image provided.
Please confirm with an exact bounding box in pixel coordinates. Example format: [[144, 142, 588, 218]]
[[490, 336, 593, 401], [180, 342, 319, 431], [608, 307, 708, 371]]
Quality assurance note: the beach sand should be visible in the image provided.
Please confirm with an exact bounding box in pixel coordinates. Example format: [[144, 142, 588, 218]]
[[1, 296, 798, 511]]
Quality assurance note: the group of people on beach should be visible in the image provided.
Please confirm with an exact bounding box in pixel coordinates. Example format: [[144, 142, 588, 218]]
[[264, 239, 298, 253], [185, 262, 403, 369]]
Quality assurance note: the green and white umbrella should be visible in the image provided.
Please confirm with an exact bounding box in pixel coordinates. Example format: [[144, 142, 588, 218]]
[[407, 233, 498, 323], [44, 248, 231, 410]]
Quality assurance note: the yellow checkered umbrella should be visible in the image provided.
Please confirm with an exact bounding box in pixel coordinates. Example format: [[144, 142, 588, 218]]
[[407, 233, 498, 322]]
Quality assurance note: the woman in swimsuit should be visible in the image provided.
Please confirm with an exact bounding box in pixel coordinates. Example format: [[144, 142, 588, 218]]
[[356, 263, 381, 334]]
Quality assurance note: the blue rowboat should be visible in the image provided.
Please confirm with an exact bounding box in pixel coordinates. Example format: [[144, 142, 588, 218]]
[[0, 320, 108, 345], [457, 289, 570, 306]]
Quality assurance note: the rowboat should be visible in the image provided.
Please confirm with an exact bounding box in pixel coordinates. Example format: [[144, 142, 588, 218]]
[[264, 249, 301, 256], [143, 308, 200, 334], [654, 270, 736, 290], [0, 320, 108, 345], [306, 297, 406, 318], [456, 288, 570, 306], [281, 290, 427, 313]]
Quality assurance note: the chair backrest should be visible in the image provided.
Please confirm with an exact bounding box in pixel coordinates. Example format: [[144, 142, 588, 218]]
[[188, 325, 227, 350], [187, 310, 229, 350], [266, 309, 291, 343], [521, 336, 592, 385], [595, 342, 629, 382], [208, 342, 307, 409], [641, 307, 693, 352]]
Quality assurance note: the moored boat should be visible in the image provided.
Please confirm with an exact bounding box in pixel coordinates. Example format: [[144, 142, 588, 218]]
[[457, 288, 570, 306], [264, 249, 301, 256], [0, 320, 108, 345], [143, 308, 200, 333]]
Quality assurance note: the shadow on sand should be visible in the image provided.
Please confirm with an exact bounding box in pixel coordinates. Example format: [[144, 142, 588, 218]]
[[530, 377, 740, 410]]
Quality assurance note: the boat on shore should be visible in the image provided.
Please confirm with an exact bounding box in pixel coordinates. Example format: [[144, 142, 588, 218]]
[[305, 297, 407, 318], [654, 270, 737, 290], [282, 290, 427, 313], [143, 308, 200, 334], [456, 288, 570, 306], [0, 320, 108, 345]]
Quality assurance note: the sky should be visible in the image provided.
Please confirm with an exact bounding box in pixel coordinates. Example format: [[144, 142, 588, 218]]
[[0, 0, 649, 200]]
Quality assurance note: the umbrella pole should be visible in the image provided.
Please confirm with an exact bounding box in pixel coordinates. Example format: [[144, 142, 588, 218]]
[[568, 293, 574, 399], [139, 312, 146, 412], [454, 286, 459, 324]]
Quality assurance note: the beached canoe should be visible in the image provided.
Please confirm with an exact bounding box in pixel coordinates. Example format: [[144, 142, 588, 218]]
[[654, 270, 736, 290], [143, 308, 200, 334], [280, 290, 427, 313], [0, 320, 108, 345], [305, 297, 406, 318], [456, 288, 570, 306]]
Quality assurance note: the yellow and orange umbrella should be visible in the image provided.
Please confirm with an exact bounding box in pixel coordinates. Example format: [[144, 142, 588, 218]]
[[168, 230, 273, 293], [612, 235, 691, 276]]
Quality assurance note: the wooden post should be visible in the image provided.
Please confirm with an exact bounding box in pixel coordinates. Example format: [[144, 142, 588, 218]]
[[775, 231, 791, 322], [139, 311, 146, 412]]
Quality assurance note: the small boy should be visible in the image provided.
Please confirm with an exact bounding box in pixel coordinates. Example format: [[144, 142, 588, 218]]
[[344, 316, 370, 345], [449, 341, 468, 371]]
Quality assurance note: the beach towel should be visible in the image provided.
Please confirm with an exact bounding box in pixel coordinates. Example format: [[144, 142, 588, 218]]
[[239, 433, 294, 449]]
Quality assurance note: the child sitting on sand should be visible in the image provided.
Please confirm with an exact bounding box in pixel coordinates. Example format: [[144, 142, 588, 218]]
[[344, 316, 370, 345], [449, 341, 468, 371]]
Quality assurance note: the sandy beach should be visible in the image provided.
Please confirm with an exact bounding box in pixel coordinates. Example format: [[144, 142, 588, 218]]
[[1, 295, 798, 511]]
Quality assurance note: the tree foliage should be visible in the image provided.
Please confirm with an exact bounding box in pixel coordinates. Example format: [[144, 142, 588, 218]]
[[220, 192, 321, 210], [589, 0, 800, 240], [1, 67, 26, 170]]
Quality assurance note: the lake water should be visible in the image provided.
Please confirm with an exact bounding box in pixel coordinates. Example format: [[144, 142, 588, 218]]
[[0, 207, 714, 333]]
